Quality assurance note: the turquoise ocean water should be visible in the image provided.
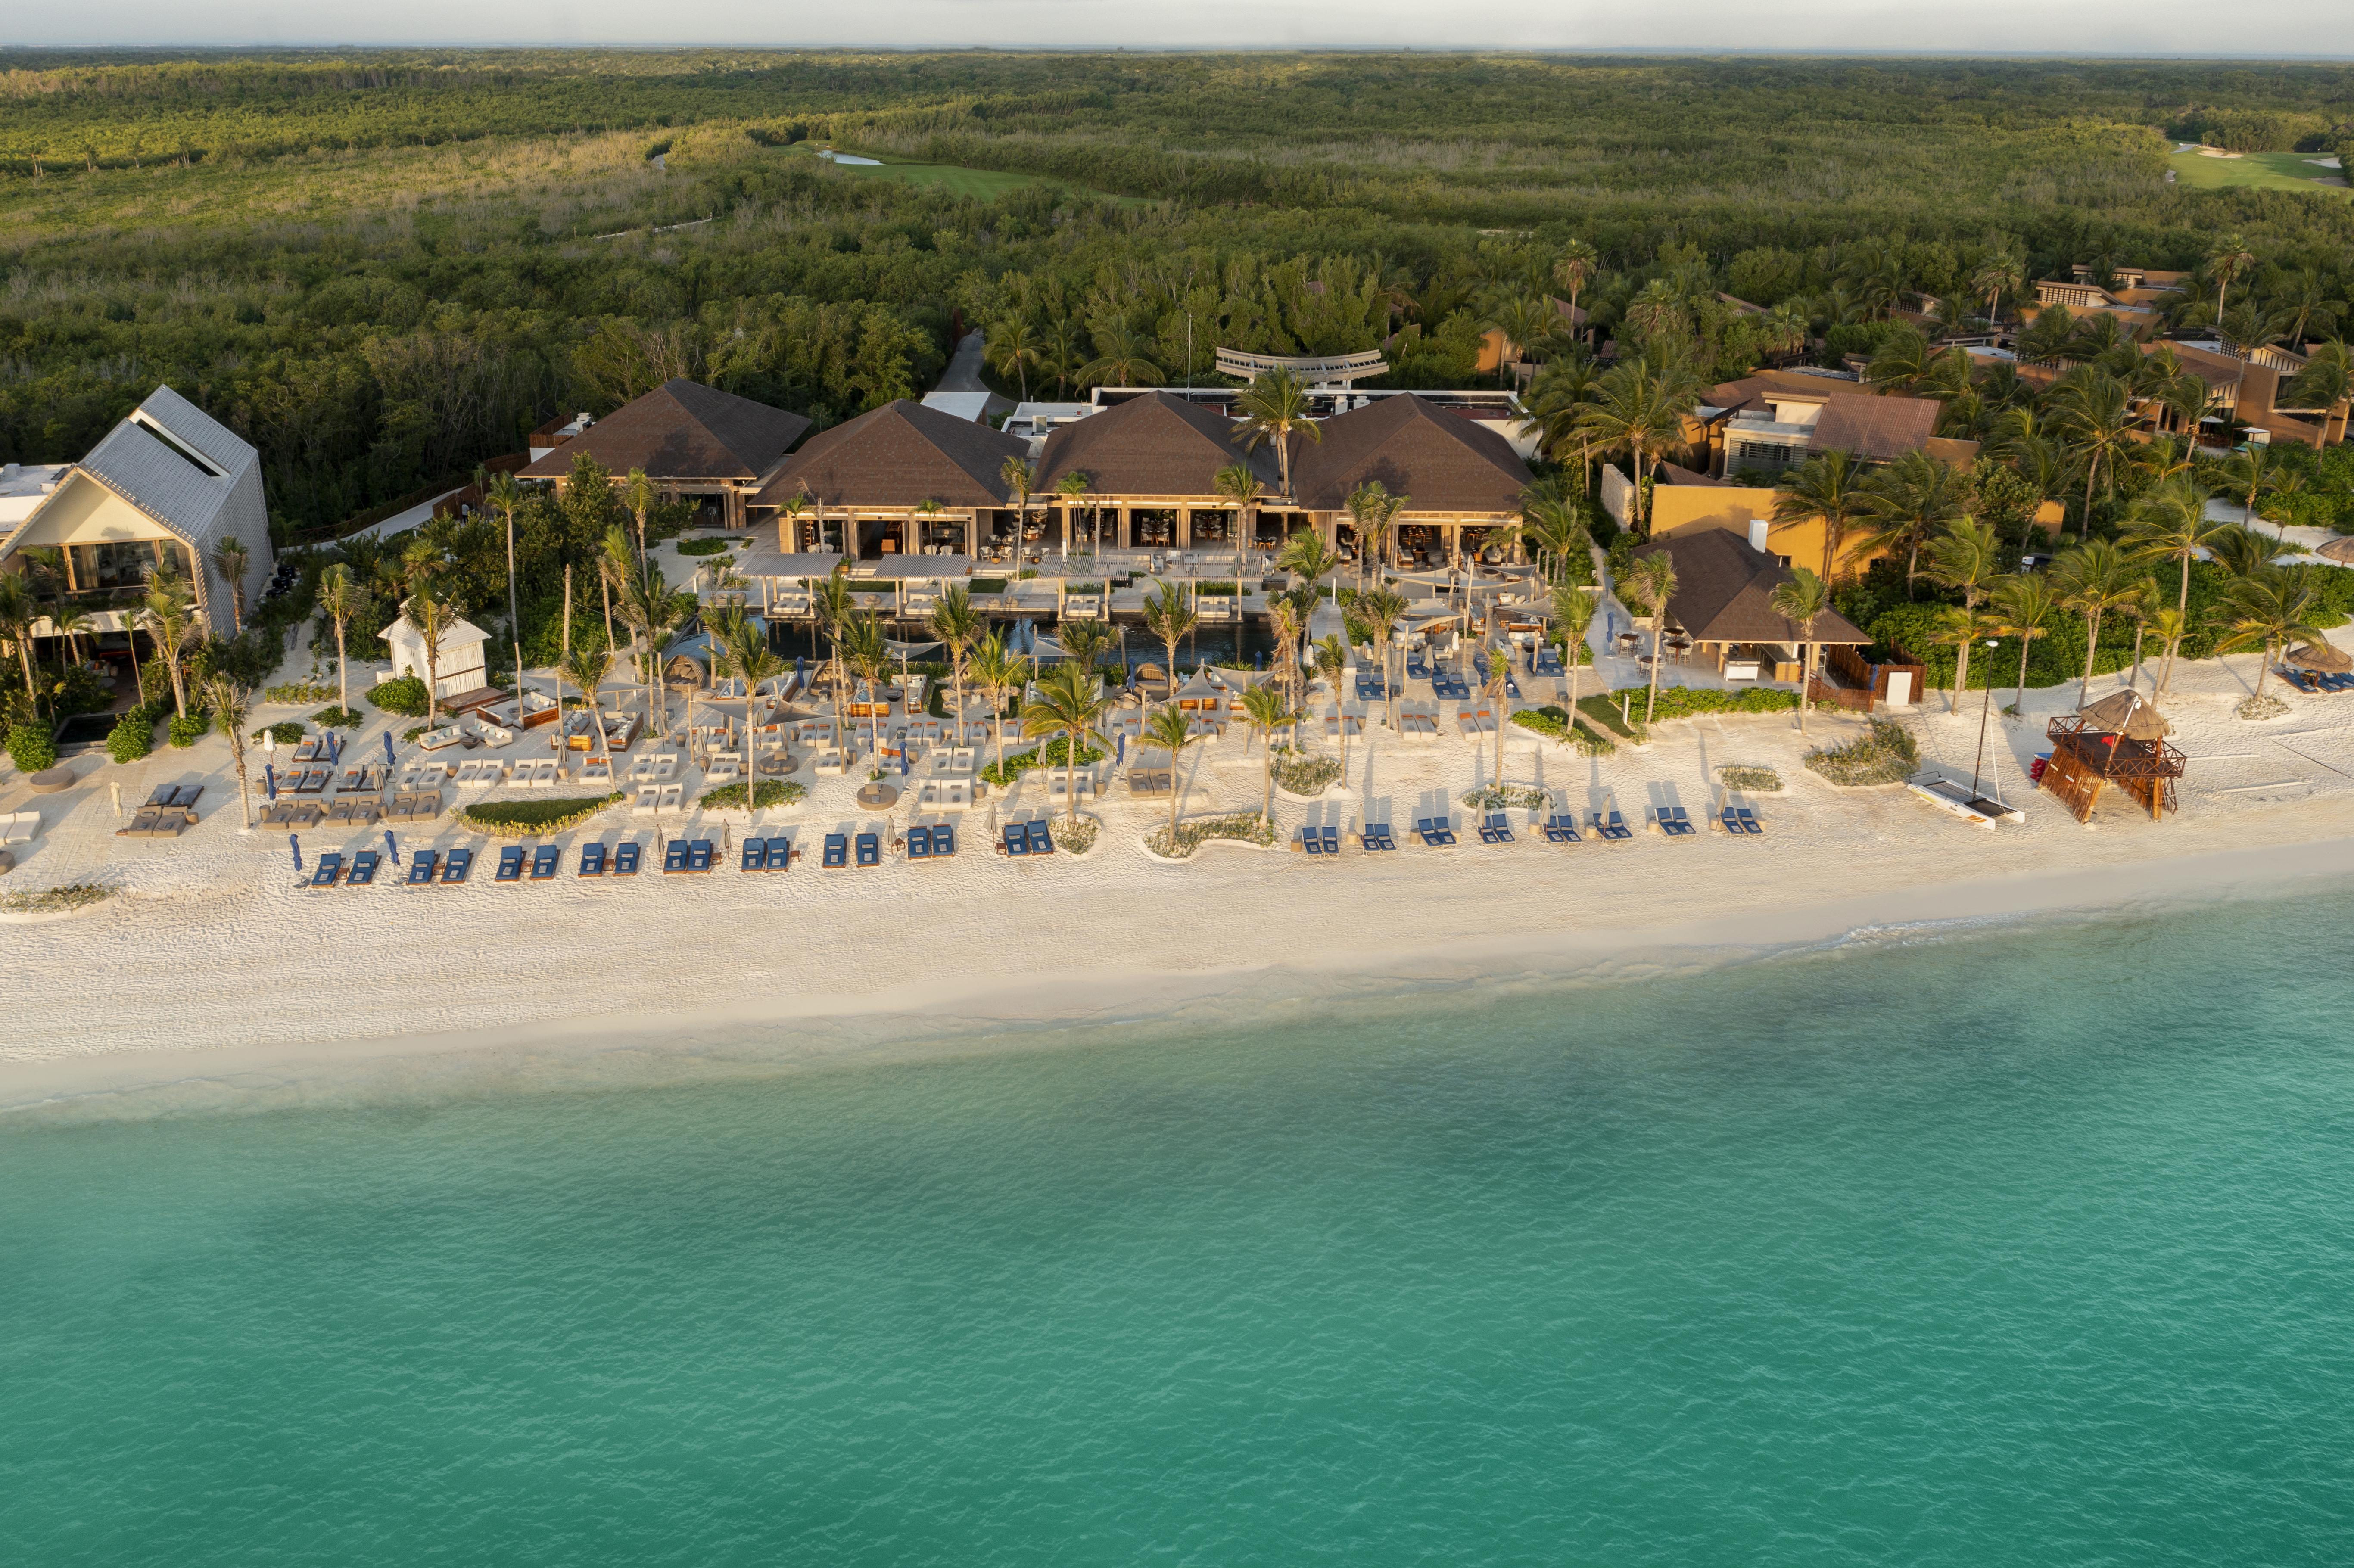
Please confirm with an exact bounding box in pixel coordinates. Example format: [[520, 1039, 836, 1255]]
[[6, 887, 2354, 1565]]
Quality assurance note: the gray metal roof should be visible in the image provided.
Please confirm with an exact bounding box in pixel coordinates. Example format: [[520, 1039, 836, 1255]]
[[76, 386, 260, 560]]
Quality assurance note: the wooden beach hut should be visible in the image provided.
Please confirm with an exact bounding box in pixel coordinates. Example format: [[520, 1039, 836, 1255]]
[[2040, 689, 2186, 822]]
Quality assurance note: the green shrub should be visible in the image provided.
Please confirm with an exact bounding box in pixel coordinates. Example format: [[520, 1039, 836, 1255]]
[[168, 712, 209, 748], [1717, 763, 1784, 792], [265, 679, 339, 703], [49, 660, 115, 718], [310, 706, 363, 728], [106, 711, 154, 763], [1270, 748, 1342, 795], [979, 737, 1104, 787], [1805, 718, 1919, 785], [367, 674, 430, 716], [1146, 811, 1275, 859], [6, 722, 59, 773], [453, 794, 623, 837], [1510, 705, 1615, 756], [1636, 685, 1800, 722], [1051, 815, 1099, 854], [251, 721, 306, 745], [674, 537, 735, 557], [1461, 784, 1550, 810], [697, 780, 807, 809]]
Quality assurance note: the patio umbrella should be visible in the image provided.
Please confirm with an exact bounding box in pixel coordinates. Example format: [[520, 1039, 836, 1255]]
[[2285, 641, 2354, 674], [264, 764, 277, 800], [2317, 537, 2354, 566], [383, 731, 395, 765], [288, 834, 302, 873]]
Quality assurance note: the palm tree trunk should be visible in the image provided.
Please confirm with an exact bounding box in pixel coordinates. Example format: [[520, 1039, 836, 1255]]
[[334, 622, 349, 717], [2077, 612, 2100, 708], [2130, 625, 2145, 690], [2015, 640, 2031, 716], [1643, 615, 1664, 728]]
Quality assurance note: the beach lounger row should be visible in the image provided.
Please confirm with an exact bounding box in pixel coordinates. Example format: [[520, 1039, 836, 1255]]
[[143, 784, 204, 820], [627, 752, 681, 784], [1413, 817, 1458, 847], [322, 796, 381, 827], [1354, 675, 1388, 702], [1589, 809, 1635, 841], [285, 768, 331, 795], [738, 836, 801, 871], [904, 824, 957, 861], [453, 759, 506, 788], [573, 841, 643, 877], [1359, 822, 1398, 852], [308, 849, 381, 887], [118, 806, 190, 839], [397, 763, 450, 790], [1718, 805, 1766, 836], [509, 759, 563, 789], [2279, 667, 2354, 694], [384, 790, 443, 824], [998, 820, 1057, 857], [336, 764, 385, 794], [1540, 813, 1582, 843], [1649, 806, 1697, 837], [661, 839, 719, 874], [631, 783, 685, 814], [1294, 824, 1344, 856], [1478, 813, 1515, 845], [262, 801, 323, 827], [818, 831, 885, 868], [1532, 646, 1566, 678]]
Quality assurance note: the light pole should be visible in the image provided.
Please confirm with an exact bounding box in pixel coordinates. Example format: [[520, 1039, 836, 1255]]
[[1968, 638, 2000, 802]]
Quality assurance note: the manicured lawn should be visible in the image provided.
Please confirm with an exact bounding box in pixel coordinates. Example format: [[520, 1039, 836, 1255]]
[[2167, 148, 2350, 197]]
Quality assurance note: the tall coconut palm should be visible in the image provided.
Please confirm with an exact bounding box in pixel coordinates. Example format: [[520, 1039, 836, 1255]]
[[2216, 446, 2278, 534], [1235, 367, 1319, 501], [1924, 517, 2001, 706], [316, 563, 358, 718], [2211, 524, 2289, 581], [1861, 452, 1975, 599], [1058, 618, 1118, 683], [2118, 577, 2161, 691], [811, 565, 858, 706], [1482, 293, 1556, 384], [1970, 252, 2024, 325], [1552, 582, 1593, 720], [1356, 585, 1409, 732], [2205, 233, 2256, 318], [485, 468, 526, 699], [139, 573, 198, 716], [1141, 702, 1201, 846], [2146, 605, 2188, 699], [206, 676, 256, 828], [968, 630, 1021, 781], [1514, 492, 1590, 590], [989, 317, 1040, 401], [2051, 540, 2139, 707], [1239, 681, 1300, 824], [409, 588, 452, 728], [563, 640, 617, 777], [1524, 358, 1603, 482], [1767, 566, 1829, 733], [1344, 480, 1407, 580], [1576, 358, 1693, 536], [624, 467, 657, 565], [1277, 526, 1344, 607], [0, 574, 38, 700], [2214, 568, 2322, 705], [721, 619, 785, 793], [617, 560, 684, 737], [2283, 340, 2352, 444], [1020, 660, 1110, 832], [1140, 580, 1196, 708], [47, 605, 92, 668], [1212, 461, 1263, 586], [2121, 478, 2233, 693], [1268, 594, 1306, 718], [777, 491, 812, 553], [1054, 469, 1090, 559], [2050, 371, 2137, 529], [1078, 323, 1164, 389], [1313, 633, 1352, 779], [927, 584, 985, 734], [1552, 238, 1599, 333], [212, 538, 249, 636], [1620, 550, 1678, 728], [1482, 647, 1510, 782], [838, 609, 890, 759], [1989, 574, 2056, 713], [1771, 449, 1873, 585], [1001, 456, 1035, 551]]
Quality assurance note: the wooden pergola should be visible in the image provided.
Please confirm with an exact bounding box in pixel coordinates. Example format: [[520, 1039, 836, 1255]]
[[2040, 690, 2186, 822]]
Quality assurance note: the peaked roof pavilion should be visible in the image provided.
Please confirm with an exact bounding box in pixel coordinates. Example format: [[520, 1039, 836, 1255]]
[[519, 379, 811, 482], [1035, 390, 1280, 497], [1288, 393, 1532, 514], [755, 399, 1029, 510]]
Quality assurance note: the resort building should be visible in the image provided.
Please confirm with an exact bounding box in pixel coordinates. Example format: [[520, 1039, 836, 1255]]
[[1628, 528, 1871, 684], [1698, 375, 1968, 478], [1032, 390, 1283, 553], [380, 601, 494, 707], [519, 379, 812, 528], [1287, 393, 1535, 566], [751, 398, 1028, 558], [0, 386, 274, 643]]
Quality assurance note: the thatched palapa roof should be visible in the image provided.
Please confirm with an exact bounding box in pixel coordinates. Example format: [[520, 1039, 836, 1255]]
[[2076, 688, 2173, 740], [2286, 640, 2354, 674]]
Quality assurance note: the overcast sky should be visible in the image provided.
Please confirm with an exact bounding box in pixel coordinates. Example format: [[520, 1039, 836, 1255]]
[[6, 3, 2351, 55]]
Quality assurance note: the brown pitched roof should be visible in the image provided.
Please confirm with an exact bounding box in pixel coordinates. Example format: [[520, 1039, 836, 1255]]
[[1288, 394, 1531, 515], [1631, 529, 1869, 646], [753, 399, 1028, 510], [1034, 391, 1278, 498], [1806, 392, 1940, 461], [1702, 369, 1847, 413], [519, 379, 810, 481], [2076, 688, 2173, 740]]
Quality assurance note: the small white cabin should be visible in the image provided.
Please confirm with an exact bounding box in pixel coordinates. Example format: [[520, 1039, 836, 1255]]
[[380, 601, 492, 700]]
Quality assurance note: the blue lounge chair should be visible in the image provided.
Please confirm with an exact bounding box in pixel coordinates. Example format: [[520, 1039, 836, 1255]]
[[1737, 806, 1765, 836], [2324, 671, 2354, 693], [764, 837, 792, 871], [1320, 824, 1341, 854], [931, 823, 956, 858], [688, 839, 715, 873], [579, 842, 607, 876], [495, 845, 526, 881], [612, 841, 641, 876], [1534, 646, 1565, 677], [1300, 827, 1325, 855], [308, 853, 343, 888], [906, 826, 932, 861], [1669, 806, 1694, 836], [1479, 813, 1513, 844], [1026, 820, 1055, 855], [349, 850, 380, 886], [1541, 814, 1581, 844], [1721, 805, 1744, 835], [1592, 810, 1633, 841], [1503, 673, 1522, 700], [530, 843, 560, 879], [1406, 651, 1430, 680], [823, 833, 849, 869], [1001, 822, 1030, 857], [441, 846, 474, 884], [1361, 822, 1396, 851], [1420, 817, 1457, 846], [741, 837, 767, 871], [661, 840, 691, 874], [2278, 667, 2317, 694], [407, 849, 440, 884]]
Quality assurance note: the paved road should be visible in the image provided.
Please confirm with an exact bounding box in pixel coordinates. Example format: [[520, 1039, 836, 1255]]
[[935, 330, 1016, 418]]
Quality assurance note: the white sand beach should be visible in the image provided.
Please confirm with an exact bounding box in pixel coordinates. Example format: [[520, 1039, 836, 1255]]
[[6, 627, 2354, 1115]]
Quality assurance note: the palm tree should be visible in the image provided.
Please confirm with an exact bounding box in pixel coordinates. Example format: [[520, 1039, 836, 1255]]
[[811, 565, 858, 706], [1344, 480, 1408, 580], [968, 630, 1021, 781], [1140, 580, 1197, 708], [2283, 340, 2352, 443], [1141, 703, 1202, 846], [1576, 358, 1694, 536], [47, 605, 92, 667], [2049, 371, 2137, 530], [486, 468, 526, 697], [2211, 525, 2290, 581], [1356, 586, 1408, 733], [1482, 647, 1510, 782], [2146, 605, 2189, 699], [1239, 681, 1300, 824], [1078, 323, 1164, 388], [1523, 358, 1603, 480], [1268, 594, 1306, 720], [1924, 517, 2001, 706], [410, 588, 451, 727], [2205, 233, 2256, 318], [212, 538, 249, 636], [2214, 568, 2322, 705], [1235, 367, 1320, 500], [617, 560, 684, 737], [2051, 540, 2139, 707], [1054, 469, 1090, 559], [989, 317, 1040, 401], [1313, 633, 1352, 778], [1989, 574, 2056, 714], [1931, 606, 2005, 712], [838, 609, 890, 759], [1001, 456, 1035, 551], [2121, 477, 2232, 694], [1620, 550, 1678, 728], [624, 467, 657, 565], [206, 676, 256, 828], [1768, 566, 1829, 733], [927, 584, 985, 733], [0, 574, 38, 700], [1552, 238, 1599, 332], [1212, 461, 1263, 578], [721, 619, 786, 792], [1861, 453, 1975, 598], [1970, 252, 2024, 325], [1770, 449, 1874, 585], [1482, 294, 1556, 384], [777, 491, 812, 553], [1512, 489, 1590, 591], [316, 563, 359, 718], [2118, 577, 2161, 691], [1020, 661, 1110, 833], [1058, 618, 1118, 682], [2216, 447, 2277, 535], [1277, 526, 1344, 607], [138, 573, 198, 716], [563, 640, 617, 777]]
